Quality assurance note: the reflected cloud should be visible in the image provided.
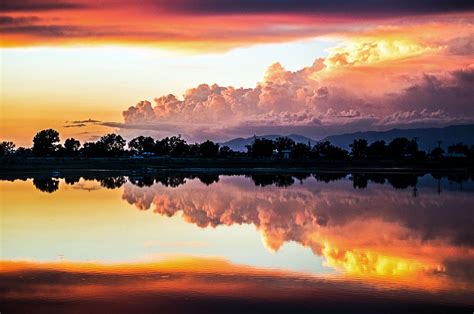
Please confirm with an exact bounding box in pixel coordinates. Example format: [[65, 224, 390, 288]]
[[1, 171, 473, 293], [120, 175, 474, 290]]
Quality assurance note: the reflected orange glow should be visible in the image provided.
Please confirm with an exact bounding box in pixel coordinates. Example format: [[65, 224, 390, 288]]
[[321, 243, 453, 290], [0, 256, 357, 302], [0, 257, 279, 301], [0, 256, 267, 276], [121, 178, 474, 291], [2, 175, 474, 312], [0, 255, 468, 303]]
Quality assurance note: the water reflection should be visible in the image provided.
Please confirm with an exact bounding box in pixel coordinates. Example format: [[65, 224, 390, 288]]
[[4, 170, 473, 193], [32, 177, 60, 193], [3, 258, 471, 314], [120, 174, 474, 288], [1, 171, 473, 312]]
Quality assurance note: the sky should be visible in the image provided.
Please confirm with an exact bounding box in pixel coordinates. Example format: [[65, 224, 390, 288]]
[[0, 0, 473, 145]]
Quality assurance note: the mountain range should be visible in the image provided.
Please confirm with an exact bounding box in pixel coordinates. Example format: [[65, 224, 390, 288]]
[[220, 124, 474, 152]]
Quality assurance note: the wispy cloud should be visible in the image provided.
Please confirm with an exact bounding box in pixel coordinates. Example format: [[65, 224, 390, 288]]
[[1, 0, 472, 49]]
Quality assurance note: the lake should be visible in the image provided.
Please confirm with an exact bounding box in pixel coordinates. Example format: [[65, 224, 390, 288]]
[[1, 171, 473, 313]]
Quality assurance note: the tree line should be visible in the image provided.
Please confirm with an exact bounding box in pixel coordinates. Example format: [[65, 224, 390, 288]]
[[1, 128, 474, 160]]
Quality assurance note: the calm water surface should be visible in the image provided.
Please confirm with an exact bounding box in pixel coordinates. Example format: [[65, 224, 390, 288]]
[[1, 171, 473, 313]]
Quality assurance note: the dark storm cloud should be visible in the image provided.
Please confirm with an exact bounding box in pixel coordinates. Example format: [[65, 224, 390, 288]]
[[0, 24, 95, 37], [390, 68, 474, 115], [0, 15, 41, 25], [0, 0, 88, 12], [0, 19, 184, 39], [162, 0, 474, 17]]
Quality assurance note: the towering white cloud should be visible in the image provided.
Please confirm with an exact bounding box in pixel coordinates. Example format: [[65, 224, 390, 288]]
[[122, 35, 474, 140]]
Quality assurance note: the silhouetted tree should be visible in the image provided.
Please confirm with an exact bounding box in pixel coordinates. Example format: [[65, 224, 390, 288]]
[[129, 176, 155, 187], [274, 175, 295, 187], [312, 141, 348, 160], [0, 141, 15, 156], [199, 140, 219, 158], [313, 172, 347, 183], [155, 137, 171, 155], [32, 129, 60, 156], [129, 136, 155, 154], [275, 137, 295, 155], [367, 140, 387, 159], [448, 142, 469, 157], [188, 143, 200, 156], [81, 142, 103, 157], [350, 139, 368, 159], [247, 138, 274, 158], [219, 145, 232, 157], [388, 137, 418, 159], [64, 176, 80, 185], [469, 146, 474, 159], [154, 174, 187, 187], [168, 135, 189, 157], [98, 133, 126, 156], [197, 174, 220, 185], [100, 176, 126, 189], [33, 177, 59, 193], [430, 147, 445, 159], [15, 147, 32, 156], [352, 173, 368, 189], [293, 142, 310, 158], [64, 138, 80, 156], [386, 174, 418, 189]]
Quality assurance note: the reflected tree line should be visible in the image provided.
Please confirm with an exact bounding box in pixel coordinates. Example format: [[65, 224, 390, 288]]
[[2, 128, 474, 161], [2, 171, 472, 194]]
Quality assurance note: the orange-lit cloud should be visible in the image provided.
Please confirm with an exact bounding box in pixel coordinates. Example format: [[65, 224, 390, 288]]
[[116, 26, 474, 140], [121, 177, 474, 291]]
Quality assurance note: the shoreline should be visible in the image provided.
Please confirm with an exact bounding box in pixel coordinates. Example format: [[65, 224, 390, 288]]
[[1, 156, 473, 174]]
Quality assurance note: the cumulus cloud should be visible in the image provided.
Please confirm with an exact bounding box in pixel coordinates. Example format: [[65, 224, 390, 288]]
[[120, 36, 474, 140]]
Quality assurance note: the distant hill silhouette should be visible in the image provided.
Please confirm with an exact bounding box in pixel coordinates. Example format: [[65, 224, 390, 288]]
[[321, 124, 474, 151], [220, 134, 316, 152], [220, 124, 474, 152]]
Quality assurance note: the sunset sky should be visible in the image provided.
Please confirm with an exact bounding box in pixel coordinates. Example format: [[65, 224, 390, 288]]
[[1, 0, 473, 146]]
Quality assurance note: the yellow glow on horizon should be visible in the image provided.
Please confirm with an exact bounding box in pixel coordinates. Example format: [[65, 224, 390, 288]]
[[0, 39, 335, 145]]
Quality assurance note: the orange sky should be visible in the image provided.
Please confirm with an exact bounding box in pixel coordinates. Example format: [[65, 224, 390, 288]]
[[1, 1, 473, 145]]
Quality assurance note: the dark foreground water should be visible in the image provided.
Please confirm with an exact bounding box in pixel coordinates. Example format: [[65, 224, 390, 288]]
[[1, 171, 473, 313]]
